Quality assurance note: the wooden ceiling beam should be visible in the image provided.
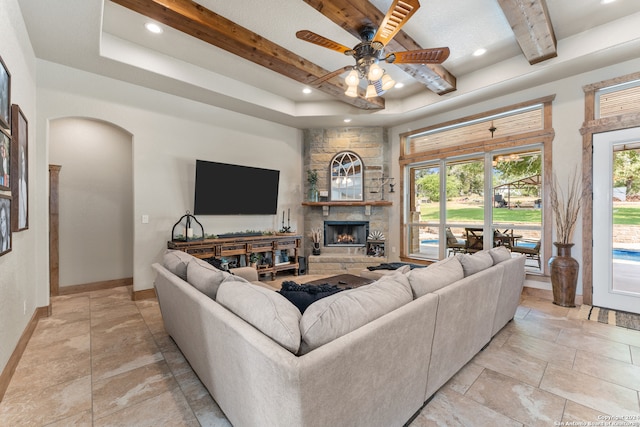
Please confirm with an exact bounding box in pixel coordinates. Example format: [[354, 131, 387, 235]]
[[110, 0, 384, 110], [497, 0, 557, 65], [302, 0, 457, 95]]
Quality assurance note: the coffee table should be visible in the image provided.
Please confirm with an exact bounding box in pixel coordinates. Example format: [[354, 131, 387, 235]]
[[304, 273, 374, 289]]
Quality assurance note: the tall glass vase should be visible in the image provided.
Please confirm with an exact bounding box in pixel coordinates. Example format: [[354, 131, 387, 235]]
[[548, 242, 579, 307], [308, 184, 319, 202]]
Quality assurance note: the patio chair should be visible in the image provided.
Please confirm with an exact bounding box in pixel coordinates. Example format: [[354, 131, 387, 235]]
[[511, 239, 541, 268], [464, 228, 484, 253], [446, 227, 466, 256]]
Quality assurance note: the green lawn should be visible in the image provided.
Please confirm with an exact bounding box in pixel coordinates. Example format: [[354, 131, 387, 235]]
[[612, 207, 640, 225], [420, 205, 640, 225]]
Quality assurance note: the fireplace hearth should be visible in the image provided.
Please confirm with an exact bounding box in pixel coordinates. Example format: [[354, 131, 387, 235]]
[[324, 221, 369, 247]]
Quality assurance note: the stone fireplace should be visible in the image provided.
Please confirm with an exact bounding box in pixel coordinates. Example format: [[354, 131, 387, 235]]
[[324, 221, 369, 247], [303, 128, 392, 275]]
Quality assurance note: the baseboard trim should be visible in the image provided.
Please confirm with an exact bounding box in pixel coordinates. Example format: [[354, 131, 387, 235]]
[[132, 288, 156, 301], [0, 305, 50, 402], [58, 277, 133, 295]]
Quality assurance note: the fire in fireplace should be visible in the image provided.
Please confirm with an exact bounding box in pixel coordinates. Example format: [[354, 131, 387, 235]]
[[324, 221, 369, 247]]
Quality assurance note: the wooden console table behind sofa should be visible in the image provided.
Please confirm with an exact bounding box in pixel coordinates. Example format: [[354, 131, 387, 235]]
[[167, 235, 301, 280]]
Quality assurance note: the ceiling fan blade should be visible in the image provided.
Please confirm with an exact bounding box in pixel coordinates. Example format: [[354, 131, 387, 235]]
[[309, 66, 353, 85], [372, 0, 421, 48], [386, 47, 450, 64], [296, 30, 353, 55]]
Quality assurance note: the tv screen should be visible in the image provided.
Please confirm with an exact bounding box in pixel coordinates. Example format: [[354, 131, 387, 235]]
[[194, 160, 280, 215]]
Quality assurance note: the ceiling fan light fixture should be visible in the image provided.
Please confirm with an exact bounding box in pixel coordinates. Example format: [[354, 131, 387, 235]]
[[365, 83, 377, 98], [367, 63, 384, 81], [345, 69, 360, 86], [345, 85, 359, 97], [381, 73, 395, 90]]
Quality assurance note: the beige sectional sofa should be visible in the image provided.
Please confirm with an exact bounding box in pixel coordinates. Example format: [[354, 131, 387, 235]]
[[153, 247, 525, 427]]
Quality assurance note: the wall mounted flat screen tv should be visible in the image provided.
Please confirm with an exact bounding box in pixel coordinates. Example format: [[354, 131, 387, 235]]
[[194, 160, 280, 215]]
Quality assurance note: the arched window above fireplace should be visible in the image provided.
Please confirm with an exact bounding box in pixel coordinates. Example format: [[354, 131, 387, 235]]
[[330, 151, 363, 201]]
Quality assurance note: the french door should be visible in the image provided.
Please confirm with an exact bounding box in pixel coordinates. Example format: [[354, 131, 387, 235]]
[[593, 127, 640, 313]]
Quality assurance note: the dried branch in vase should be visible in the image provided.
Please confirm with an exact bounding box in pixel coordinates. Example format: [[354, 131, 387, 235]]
[[310, 227, 322, 244], [550, 167, 584, 244]]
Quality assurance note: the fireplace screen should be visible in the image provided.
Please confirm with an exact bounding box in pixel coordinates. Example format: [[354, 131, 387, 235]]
[[324, 221, 369, 247]]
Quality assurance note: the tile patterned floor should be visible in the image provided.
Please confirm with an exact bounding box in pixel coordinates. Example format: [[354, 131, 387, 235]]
[[1, 284, 640, 426]]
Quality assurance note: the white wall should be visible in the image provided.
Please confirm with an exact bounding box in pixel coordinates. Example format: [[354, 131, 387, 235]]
[[49, 118, 133, 287], [388, 56, 640, 295], [0, 0, 39, 375], [36, 60, 303, 292]]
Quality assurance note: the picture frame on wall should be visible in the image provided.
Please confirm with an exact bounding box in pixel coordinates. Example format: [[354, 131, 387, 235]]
[[11, 105, 28, 231], [0, 128, 10, 191], [0, 55, 10, 130], [0, 193, 11, 256]]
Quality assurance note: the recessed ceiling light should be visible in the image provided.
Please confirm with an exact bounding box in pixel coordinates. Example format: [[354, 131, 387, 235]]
[[601, 0, 616, 4], [473, 48, 487, 57], [344, 118, 352, 123], [395, 82, 405, 89], [302, 88, 312, 94], [145, 22, 163, 34]]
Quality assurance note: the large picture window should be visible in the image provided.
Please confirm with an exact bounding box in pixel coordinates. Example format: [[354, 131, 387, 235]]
[[400, 97, 554, 274]]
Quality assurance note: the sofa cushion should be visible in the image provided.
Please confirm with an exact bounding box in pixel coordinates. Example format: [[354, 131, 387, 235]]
[[162, 250, 193, 281], [408, 256, 464, 298], [488, 246, 512, 264], [217, 275, 302, 353], [278, 282, 345, 314], [458, 251, 494, 277], [299, 271, 412, 353], [186, 257, 231, 300]]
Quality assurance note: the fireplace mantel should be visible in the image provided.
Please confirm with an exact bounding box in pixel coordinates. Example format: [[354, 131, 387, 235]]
[[302, 200, 392, 216]]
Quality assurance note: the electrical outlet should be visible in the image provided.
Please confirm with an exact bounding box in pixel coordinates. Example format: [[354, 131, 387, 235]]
[[142, 215, 149, 224]]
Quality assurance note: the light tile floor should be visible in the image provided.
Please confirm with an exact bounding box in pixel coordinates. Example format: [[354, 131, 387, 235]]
[[1, 284, 640, 426]]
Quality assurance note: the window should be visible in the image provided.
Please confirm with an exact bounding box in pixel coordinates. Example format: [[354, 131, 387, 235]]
[[400, 97, 554, 273]]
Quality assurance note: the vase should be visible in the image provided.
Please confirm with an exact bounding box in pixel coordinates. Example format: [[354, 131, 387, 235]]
[[309, 185, 319, 202], [312, 242, 321, 255], [548, 242, 579, 307]]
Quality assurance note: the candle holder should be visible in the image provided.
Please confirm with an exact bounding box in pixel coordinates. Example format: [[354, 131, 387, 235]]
[[171, 210, 204, 242]]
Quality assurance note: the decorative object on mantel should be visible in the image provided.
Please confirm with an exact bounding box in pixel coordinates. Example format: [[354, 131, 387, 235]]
[[310, 227, 322, 255], [548, 168, 583, 307], [171, 210, 204, 242], [307, 169, 319, 202]]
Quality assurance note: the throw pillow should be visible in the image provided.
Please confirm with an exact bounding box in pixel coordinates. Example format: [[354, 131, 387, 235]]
[[162, 250, 193, 281], [458, 251, 494, 277], [186, 257, 231, 300], [278, 282, 345, 314], [488, 246, 512, 264], [408, 256, 464, 297], [217, 276, 302, 353], [299, 271, 413, 353]]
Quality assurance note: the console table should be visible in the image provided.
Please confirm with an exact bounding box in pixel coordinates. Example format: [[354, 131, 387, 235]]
[[167, 234, 301, 280]]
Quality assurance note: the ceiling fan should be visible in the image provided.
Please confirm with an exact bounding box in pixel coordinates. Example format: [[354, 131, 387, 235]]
[[296, 0, 450, 98]]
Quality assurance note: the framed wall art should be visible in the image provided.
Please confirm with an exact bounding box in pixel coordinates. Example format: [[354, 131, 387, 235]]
[[0, 193, 11, 256], [11, 105, 28, 231], [0, 55, 10, 130], [0, 128, 10, 191]]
